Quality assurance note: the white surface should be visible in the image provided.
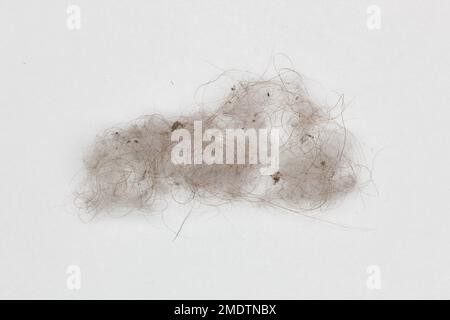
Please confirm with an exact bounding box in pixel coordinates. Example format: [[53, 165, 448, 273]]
[[0, 0, 449, 299]]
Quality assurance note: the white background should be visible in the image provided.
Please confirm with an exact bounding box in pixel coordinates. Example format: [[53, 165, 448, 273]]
[[1, 0, 449, 299]]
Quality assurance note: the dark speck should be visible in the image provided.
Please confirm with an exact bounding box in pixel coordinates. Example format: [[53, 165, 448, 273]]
[[271, 171, 282, 185], [171, 121, 184, 132]]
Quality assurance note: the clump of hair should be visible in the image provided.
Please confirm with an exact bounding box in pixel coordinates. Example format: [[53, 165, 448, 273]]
[[76, 69, 361, 217]]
